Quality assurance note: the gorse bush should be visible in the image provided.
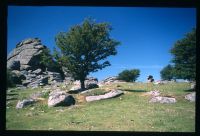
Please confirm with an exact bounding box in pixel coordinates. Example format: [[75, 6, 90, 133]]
[[118, 69, 140, 82]]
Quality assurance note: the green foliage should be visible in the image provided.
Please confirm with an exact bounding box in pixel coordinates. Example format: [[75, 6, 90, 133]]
[[118, 69, 140, 82], [7, 69, 15, 88], [39, 48, 54, 71], [40, 48, 63, 77], [170, 28, 196, 81], [55, 18, 120, 89], [160, 64, 174, 81]]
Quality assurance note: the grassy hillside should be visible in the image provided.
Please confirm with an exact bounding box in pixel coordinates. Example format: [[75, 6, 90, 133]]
[[6, 82, 195, 131]]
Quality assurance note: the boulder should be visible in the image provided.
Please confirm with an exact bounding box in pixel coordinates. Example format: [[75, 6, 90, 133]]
[[98, 76, 125, 86], [149, 96, 176, 104], [7, 38, 46, 71], [85, 77, 98, 89], [48, 71, 63, 83], [27, 76, 48, 88], [86, 89, 124, 102], [16, 99, 35, 109], [22, 80, 31, 86], [185, 92, 195, 102], [32, 68, 42, 75], [70, 77, 99, 91], [10, 70, 26, 84], [48, 91, 75, 107], [20, 70, 28, 75]]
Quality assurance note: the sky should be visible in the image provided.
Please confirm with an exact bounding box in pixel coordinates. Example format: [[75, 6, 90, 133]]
[[7, 6, 196, 82]]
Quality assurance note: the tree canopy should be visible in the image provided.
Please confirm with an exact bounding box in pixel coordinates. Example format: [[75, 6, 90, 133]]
[[54, 18, 120, 89], [160, 64, 174, 81], [117, 69, 140, 82], [170, 28, 196, 81]]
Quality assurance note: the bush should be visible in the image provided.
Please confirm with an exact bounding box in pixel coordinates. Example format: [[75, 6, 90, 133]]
[[7, 69, 15, 88], [118, 69, 140, 82]]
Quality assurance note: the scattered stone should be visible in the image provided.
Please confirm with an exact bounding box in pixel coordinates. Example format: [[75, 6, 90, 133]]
[[32, 68, 42, 75], [86, 89, 124, 102], [70, 77, 99, 91], [149, 96, 176, 104], [146, 90, 160, 97], [98, 76, 125, 86], [154, 80, 164, 85], [48, 91, 75, 107], [22, 80, 31, 86], [56, 109, 64, 112], [27, 76, 48, 88], [16, 99, 35, 109], [48, 71, 63, 83], [185, 92, 195, 102]]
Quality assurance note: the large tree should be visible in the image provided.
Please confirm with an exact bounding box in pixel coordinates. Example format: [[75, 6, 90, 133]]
[[55, 18, 120, 90], [160, 64, 174, 81], [170, 28, 196, 81], [118, 69, 140, 82]]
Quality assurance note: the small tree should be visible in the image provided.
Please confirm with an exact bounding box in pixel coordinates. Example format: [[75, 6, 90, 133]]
[[118, 69, 140, 82], [160, 64, 174, 81], [39, 48, 54, 71], [55, 18, 120, 90], [170, 28, 196, 81]]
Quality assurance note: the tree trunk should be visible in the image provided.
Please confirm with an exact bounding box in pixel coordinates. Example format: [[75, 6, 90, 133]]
[[80, 79, 85, 90]]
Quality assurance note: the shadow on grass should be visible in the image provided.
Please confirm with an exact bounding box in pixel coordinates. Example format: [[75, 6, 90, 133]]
[[67, 90, 81, 94], [6, 97, 18, 101], [183, 89, 195, 92], [123, 89, 147, 93], [6, 93, 18, 96]]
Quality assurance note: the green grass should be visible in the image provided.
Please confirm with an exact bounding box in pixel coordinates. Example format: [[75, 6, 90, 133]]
[[6, 82, 195, 131]]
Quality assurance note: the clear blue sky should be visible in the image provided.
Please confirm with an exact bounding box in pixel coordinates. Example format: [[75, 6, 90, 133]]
[[8, 6, 196, 82]]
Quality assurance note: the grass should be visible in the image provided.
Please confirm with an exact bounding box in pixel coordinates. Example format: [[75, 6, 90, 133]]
[[6, 82, 195, 131]]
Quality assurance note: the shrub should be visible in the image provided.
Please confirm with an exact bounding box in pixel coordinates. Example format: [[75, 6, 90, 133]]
[[7, 69, 15, 88]]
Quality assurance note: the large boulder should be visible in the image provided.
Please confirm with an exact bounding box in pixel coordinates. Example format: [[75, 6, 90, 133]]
[[48, 91, 75, 107], [185, 92, 195, 102], [7, 38, 46, 71]]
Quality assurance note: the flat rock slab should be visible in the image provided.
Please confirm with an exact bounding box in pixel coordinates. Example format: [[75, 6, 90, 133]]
[[149, 96, 176, 104], [86, 89, 124, 102], [185, 92, 195, 102]]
